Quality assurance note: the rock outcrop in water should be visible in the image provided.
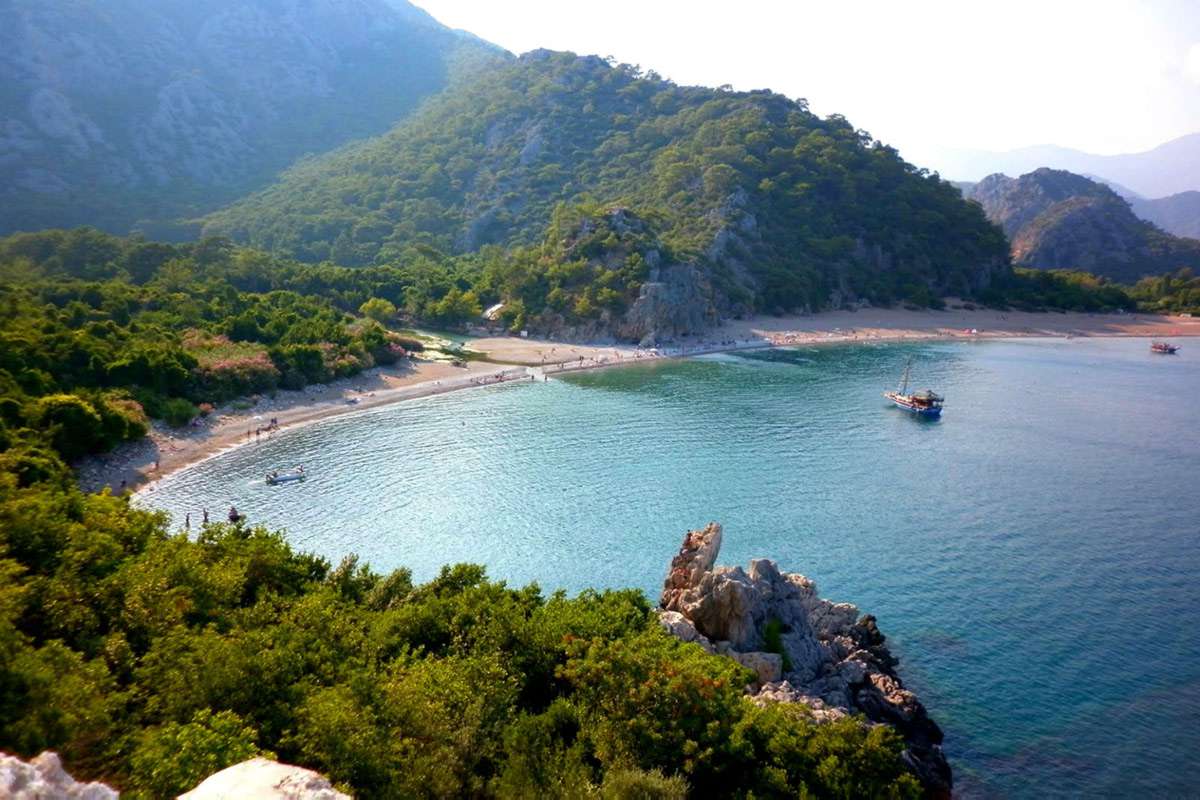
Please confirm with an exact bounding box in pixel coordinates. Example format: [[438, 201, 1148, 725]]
[[658, 523, 951, 796]]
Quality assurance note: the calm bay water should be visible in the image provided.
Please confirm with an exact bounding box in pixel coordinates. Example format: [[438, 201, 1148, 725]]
[[142, 338, 1200, 797]]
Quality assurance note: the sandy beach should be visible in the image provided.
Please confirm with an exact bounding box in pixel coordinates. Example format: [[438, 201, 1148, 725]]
[[76, 358, 531, 495], [718, 305, 1200, 345], [79, 306, 1197, 495]]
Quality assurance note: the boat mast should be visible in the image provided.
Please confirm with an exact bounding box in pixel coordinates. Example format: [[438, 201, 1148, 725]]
[[899, 358, 911, 395]]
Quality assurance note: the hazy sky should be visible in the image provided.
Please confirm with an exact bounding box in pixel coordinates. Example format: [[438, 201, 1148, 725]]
[[417, 0, 1200, 170]]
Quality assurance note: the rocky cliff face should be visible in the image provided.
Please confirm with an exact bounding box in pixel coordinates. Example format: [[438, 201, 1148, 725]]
[[658, 523, 951, 796], [967, 169, 1200, 282], [0, 0, 505, 235], [968, 169, 1111, 240], [524, 206, 723, 345]]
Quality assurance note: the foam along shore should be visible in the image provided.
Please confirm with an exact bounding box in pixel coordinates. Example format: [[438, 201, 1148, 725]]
[[77, 306, 1198, 496]]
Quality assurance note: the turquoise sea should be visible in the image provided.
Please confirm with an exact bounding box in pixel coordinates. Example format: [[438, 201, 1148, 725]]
[[142, 338, 1200, 797]]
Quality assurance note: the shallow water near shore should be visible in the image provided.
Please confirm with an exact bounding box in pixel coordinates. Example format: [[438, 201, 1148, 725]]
[[143, 338, 1200, 797]]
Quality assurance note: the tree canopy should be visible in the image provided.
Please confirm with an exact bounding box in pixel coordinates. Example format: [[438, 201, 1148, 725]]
[[204, 51, 1011, 316]]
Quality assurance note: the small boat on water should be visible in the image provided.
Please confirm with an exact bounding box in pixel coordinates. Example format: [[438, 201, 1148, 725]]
[[884, 358, 944, 416], [266, 466, 306, 485], [1151, 341, 1180, 354]]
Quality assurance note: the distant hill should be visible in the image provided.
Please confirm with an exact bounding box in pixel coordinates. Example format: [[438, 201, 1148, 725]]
[[0, 0, 507, 236], [937, 133, 1200, 198], [1130, 192, 1200, 240], [966, 169, 1200, 282], [204, 49, 1009, 328], [959, 174, 1200, 241]]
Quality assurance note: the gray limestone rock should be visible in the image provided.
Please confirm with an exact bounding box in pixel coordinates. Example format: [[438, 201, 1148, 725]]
[[180, 758, 350, 800], [656, 522, 952, 797], [0, 751, 118, 800]]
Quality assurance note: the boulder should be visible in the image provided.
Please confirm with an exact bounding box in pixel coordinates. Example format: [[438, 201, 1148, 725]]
[[753, 682, 849, 723], [726, 650, 783, 685], [0, 751, 118, 800], [180, 758, 350, 800], [656, 610, 715, 653]]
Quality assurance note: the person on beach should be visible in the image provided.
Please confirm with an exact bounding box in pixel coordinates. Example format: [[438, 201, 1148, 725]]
[[202, 508, 209, 524], [228, 506, 241, 523], [185, 513, 190, 530]]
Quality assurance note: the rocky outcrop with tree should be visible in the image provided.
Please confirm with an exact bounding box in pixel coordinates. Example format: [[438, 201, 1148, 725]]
[[658, 523, 951, 796]]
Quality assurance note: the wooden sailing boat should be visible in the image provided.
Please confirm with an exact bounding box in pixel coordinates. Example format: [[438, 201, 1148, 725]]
[[884, 358, 944, 416]]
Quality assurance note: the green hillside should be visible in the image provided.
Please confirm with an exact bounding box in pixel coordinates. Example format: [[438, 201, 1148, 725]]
[[0, 0, 506, 236], [205, 50, 1009, 326]]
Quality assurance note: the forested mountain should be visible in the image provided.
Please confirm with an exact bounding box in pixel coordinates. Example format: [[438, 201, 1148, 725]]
[[204, 50, 1008, 333], [966, 169, 1200, 283], [960, 174, 1200, 242], [0, 0, 506, 237]]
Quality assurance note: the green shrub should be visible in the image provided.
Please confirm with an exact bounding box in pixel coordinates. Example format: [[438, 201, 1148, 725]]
[[359, 297, 397, 323], [129, 709, 269, 798], [32, 394, 101, 460], [763, 617, 793, 673], [160, 397, 199, 427], [600, 767, 688, 799]]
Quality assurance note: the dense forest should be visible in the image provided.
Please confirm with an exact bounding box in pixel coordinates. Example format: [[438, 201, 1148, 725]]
[[0, 229, 928, 797], [0, 228, 441, 476], [205, 50, 1011, 321], [1, 0, 506, 236]]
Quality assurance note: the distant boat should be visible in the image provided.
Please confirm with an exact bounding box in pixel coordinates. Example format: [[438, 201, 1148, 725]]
[[1151, 341, 1180, 354], [884, 358, 944, 416], [266, 467, 306, 485]]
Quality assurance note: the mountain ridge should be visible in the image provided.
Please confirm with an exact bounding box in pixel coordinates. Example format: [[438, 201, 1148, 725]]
[[203, 49, 1009, 335], [1130, 192, 1200, 240], [966, 168, 1200, 282], [937, 133, 1200, 198], [0, 0, 508, 237]]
